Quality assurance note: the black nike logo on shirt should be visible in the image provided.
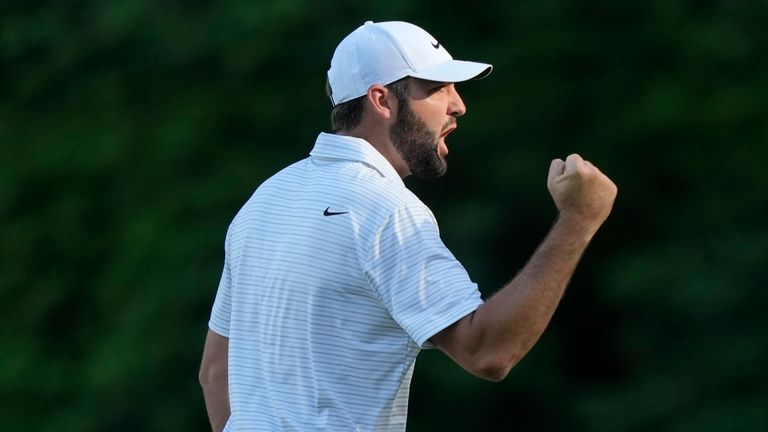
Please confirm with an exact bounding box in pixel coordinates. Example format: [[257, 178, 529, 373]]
[[323, 207, 348, 216], [431, 41, 440, 49]]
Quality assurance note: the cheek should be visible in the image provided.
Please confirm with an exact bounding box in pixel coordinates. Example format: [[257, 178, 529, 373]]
[[412, 101, 444, 124], [422, 110, 444, 133]]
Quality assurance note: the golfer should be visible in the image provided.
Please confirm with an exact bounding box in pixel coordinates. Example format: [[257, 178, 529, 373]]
[[200, 20, 617, 431]]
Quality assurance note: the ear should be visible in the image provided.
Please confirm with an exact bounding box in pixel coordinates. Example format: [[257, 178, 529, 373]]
[[365, 84, 396, 121]]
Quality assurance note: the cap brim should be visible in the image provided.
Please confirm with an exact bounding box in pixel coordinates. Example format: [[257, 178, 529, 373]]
[[410, 60, 492, 83]]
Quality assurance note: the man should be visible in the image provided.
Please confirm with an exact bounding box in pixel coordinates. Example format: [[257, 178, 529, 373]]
[[199, 21, 616, 431]]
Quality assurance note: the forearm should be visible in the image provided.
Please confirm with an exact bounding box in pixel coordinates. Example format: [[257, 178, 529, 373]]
[[202, 370, 230, 432], [473, 215, 598, 370], [433, 154, 617, 381], [200, 330, 230, 432]]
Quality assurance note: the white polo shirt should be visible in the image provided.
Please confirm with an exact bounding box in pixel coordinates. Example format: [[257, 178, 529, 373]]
[[209, 132, 483, 431]]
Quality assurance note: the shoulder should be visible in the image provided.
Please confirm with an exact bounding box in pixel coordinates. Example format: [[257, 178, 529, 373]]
[[346, 171, 435, 227]]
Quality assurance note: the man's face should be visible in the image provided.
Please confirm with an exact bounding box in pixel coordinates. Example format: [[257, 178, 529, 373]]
[[389, 80, 465, 179]]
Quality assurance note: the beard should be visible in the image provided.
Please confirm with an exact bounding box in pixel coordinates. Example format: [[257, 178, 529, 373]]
[[389, 99, 448, 179]]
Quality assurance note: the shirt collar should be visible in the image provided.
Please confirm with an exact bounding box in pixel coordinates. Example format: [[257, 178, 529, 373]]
[[310, 133, 404, 185]]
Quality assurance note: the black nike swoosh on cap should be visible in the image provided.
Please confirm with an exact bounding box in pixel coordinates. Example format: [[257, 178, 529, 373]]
[[431, 41, 440, 49], [323, 207, 349, 216]]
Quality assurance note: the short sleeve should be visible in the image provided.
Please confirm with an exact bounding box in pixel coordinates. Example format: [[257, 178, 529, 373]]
[[208, 252, 232, 337], [362, 203, 483, 348]]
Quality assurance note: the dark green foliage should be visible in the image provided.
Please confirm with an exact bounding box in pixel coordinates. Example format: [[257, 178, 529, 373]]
[[2, 1, 766, 430]]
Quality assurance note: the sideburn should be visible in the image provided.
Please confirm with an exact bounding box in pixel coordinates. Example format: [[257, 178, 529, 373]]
[[389, 97, 447, 179]]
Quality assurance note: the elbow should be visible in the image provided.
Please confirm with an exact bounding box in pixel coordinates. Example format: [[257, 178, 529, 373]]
[[472, 350, 525, 382], [480, 366, 511, 383], [474, 361, 511, 382], [198, 366, 211, 389], [199, 362, 224, 390], [199, 330, 229, 395]]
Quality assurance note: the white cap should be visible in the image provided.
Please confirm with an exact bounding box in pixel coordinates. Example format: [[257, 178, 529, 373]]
[[327, 21, 493, 106]]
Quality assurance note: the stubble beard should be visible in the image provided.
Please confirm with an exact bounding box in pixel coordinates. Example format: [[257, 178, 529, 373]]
[[389, 99, 447, 179]]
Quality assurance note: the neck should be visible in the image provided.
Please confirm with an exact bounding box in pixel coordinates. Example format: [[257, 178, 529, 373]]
[[337, 128, 410, 178]]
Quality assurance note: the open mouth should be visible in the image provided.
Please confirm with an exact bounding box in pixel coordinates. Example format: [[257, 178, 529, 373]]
[[438, 124, 457, 157]]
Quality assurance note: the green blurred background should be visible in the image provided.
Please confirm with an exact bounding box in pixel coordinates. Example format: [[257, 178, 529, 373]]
[[2, 0, 767, 430]]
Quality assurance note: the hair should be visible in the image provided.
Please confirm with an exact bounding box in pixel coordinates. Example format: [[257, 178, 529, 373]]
[[327, 78, 411, 132]]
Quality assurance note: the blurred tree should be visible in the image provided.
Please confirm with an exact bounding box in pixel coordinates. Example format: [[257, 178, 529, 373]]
[[1, 0, 766, 431]]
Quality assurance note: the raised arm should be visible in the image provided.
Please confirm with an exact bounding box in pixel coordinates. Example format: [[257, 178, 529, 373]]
[[199, 329, 230, 431], [431, 154, 617, 381]]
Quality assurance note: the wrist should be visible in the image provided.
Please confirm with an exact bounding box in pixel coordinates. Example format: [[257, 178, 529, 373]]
[[553, 211, 602, 242]]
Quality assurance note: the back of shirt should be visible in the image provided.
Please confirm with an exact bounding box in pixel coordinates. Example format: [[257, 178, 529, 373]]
[[208, 134, 483, 431]]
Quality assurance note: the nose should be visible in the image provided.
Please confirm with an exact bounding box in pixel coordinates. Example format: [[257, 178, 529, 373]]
[[447, 85, 467, 117]]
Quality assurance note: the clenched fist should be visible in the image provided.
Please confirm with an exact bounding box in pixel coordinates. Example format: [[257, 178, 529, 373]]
[[547, 154, 617, 230]]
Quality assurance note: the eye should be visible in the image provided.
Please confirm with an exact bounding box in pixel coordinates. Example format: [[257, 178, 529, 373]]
[[429, 83, 448, 94]]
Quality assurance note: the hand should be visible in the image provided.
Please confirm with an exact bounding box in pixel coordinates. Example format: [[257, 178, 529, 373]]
[[547, 154, 617, 229]]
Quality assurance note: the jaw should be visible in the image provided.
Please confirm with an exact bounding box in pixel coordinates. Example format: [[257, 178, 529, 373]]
[[438, 123, 456, 159], [438, 136, 449, 159]]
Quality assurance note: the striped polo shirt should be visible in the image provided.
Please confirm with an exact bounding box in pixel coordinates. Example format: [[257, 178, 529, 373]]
[[209, 132, 483, 431]]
